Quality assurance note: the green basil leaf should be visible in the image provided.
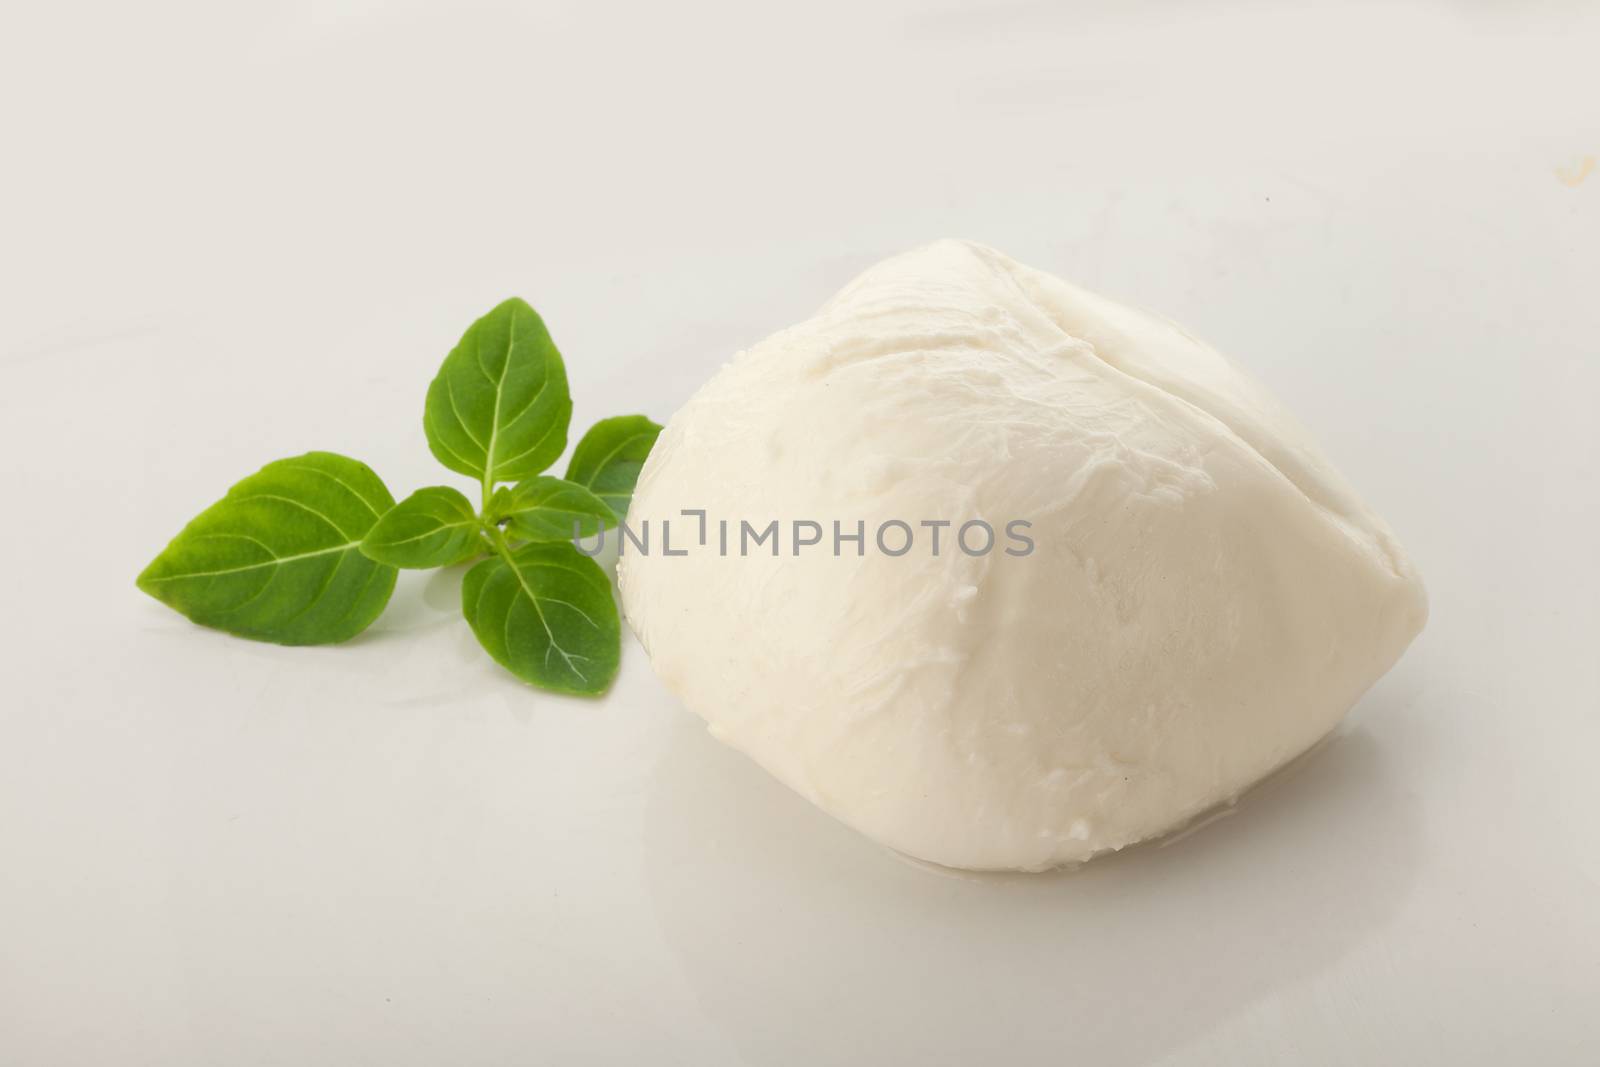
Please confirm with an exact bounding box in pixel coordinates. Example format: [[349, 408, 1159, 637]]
[[565, 414, 662, 518], [360, 486, 483, 568], [423, 297, 572, 488], [136, 452, 398, 645], [461, 541, 620, 695], [486, 485, 516, 522], [497, 475, 616, 543]]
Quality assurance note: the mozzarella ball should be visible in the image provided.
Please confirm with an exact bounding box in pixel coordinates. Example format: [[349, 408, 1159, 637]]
[[618, 240, 1426, 871]]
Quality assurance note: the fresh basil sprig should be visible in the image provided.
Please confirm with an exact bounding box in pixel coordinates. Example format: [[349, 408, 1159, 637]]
[[138, 297, 661, 697]]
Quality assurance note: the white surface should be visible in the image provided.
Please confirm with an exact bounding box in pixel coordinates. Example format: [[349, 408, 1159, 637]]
[[1, 1, 1596, 1063], [620, 239, 1430, 872]]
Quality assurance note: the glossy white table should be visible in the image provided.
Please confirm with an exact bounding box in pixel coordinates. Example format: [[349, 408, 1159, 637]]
[[3, 2, 1597, 1062]]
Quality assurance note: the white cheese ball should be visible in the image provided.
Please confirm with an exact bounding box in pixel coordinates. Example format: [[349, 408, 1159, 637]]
[[618, 240, 1427, 872]]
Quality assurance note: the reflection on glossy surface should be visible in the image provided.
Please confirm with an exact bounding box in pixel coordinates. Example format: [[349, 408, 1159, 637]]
[[647, 722, 1418, 1065]]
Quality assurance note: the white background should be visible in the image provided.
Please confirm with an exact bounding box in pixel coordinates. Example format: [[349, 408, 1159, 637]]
[[2, 1, 1597, 1064]]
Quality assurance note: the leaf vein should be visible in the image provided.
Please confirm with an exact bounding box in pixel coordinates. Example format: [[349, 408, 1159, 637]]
[[142, 541, 361, 581], [575, 429, 649, 488], [278, 463, 385, 519], [446, 379, 488, 454], [231, 493, 357, 540], [491, 414, 563, 476], [502, 553, 588, 683]]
